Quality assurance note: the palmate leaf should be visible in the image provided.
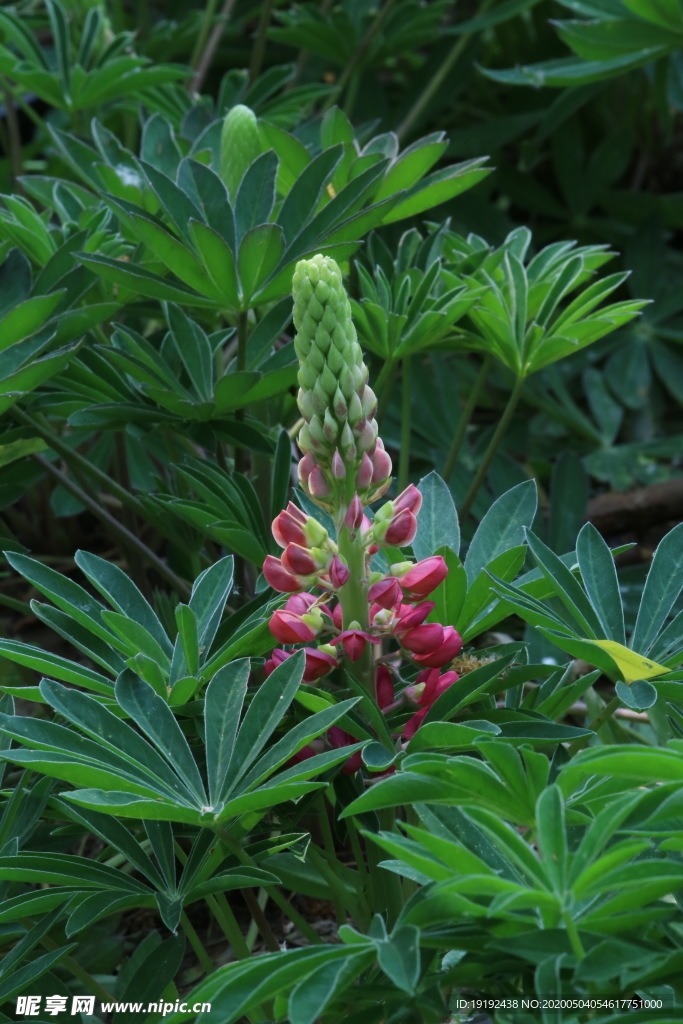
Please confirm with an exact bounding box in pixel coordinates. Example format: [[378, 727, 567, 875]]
[[0, 654, 360, 825]]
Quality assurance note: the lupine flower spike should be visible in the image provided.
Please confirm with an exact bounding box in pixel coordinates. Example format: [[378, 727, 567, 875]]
[[262, 255, 463, 768]]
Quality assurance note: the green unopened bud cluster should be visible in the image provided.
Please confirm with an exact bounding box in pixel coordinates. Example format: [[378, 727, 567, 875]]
[[292, 255, 391, 509], [219, 104, 264, 202]]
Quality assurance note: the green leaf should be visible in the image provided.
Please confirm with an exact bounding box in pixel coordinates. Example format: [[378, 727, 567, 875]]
[[115, 671, 207, 805], [188, 219, 240, 309], [204, 659, 250, 808], [189, 555, 234, 654], [616, 678, 658, 710], [77, 253, 217, 308], [465, 480, 537, 584], [376, 924, 421, 995], [238, 223, 286, 305], [631, 523, 683, 656], [228, 650, 305, 794], [166, 304, 214, 401], [525, 529, 604, 638], [535, 786, 566, 893], [381, 158, 491, 223], [0, 639, 114, 695], [427, 546, 467, 626], [413, 471, 459, 561], [576, 523, 625, 644]]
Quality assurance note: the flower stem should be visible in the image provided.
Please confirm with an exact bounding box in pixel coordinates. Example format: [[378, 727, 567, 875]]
[[563, 910, 585, 960], [459, 375, 525, 520], [337, 517, 375, 698], [181, 911, 215, 974], [567, 693, 621, 755], [441, 354, 491, 482], [206, 893, 251, 959], [248, 0, 276, 83], [397, 0, 495, 141]]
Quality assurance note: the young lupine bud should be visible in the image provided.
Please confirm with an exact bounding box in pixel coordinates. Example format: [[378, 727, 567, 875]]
[[263, 555, 304, 593], [376, 665, 394, 710], [368, 577, 401, 610], [393, 484, 422, 516], [355, 452, 373, 488], [308, 467, 331, 498], [298, 452, 316, 485], [389, 561, 415, 578], [395, 601, 435, 631], [385, 509, 418, 547], [272, 502, 308, 548], [302, 647, 338, 682], [400, 556, 448, 598], [411, 626, 462, 668], [400, 623, 446, 655], [331, 624, 378, 662], [281, 544, 325, 577], [219, 104, 263, 202], [331, 450, 346, 479], [371, 440, 392, 483], [329, 555, 350, 588], [269, 610, 318, 644], [264, 648, 291, 677], [345, 494, 364, 530]]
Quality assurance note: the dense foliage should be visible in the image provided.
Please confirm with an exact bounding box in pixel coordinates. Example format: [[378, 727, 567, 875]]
[[0, 2, 681, 1023]]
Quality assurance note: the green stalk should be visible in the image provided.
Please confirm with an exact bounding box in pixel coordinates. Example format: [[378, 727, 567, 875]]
[[181, 911, 216, 974], [397, 0, 495, 141], [374, 358, 397, 421], [567, 693, 621, 755], [316, 795, 348, 926], [397, 357, 412, 492], [190, 0, 220, 70], [441, 353, 491, 481], [248, 0, 276, 83], [30, 452, 191, 597], [206, 893, 251, 959], [459, 375, 525, 520], [563, 910, 585, 960], [322, 0, 400, 113], [344, 817, 372, 929], [190, 0, 238, 94], [364, 809, 402, 927], [24, 921, 115, 1002], [2, 81, 22, 187], [242, 887, 280, 952], [336, 516, 375, 699], [213, 827, 321, 945]]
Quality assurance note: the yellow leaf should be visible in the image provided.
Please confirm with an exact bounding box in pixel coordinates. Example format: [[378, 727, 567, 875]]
[[590, 639, 667, 682]]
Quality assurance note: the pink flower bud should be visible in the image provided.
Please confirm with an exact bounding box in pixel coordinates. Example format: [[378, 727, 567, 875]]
[[264, 648, 291, 677], [393, 484, 422, 516], [327, 726, 363, 775], [400, 556, 448, 599], [355, 452, 373, 488], [412, 625, 462, 668], [302, 647, 338, 682], [368, 577, 401, 610], [272, 502, 308, 547], [399, 623, 445, 655], [403, 707, 428, 741], [371, 440, 392, 482], [376, 665, 394, 710], [330, 628, 379, 662], [281, 543, 320, 577], [345, 494, 364, 530], [385, 509, 418, 547], [269, 610, 318, 644], [329, 555, 350, 588], [331, 602, 343, 629], [308, 466, 331, 498], [331, 449, 346, 479], [395, 601, 434, 631], [263, 554, 303, 593], [298, 452, 316, 485], [418, 668, 459, 707], [284, 592, 318, 615]]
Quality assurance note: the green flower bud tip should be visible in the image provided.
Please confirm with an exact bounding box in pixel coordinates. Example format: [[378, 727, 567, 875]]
[[220, 104, 263, 202]]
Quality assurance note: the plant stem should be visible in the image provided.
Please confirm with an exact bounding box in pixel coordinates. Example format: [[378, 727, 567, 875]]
[[2, 81, 22, 187], [322, 0, 400, 112], [190, 0, 238, 94], [374, 358, 397, 422], [337, 514, 375, 698], [206, 893, 251, 959], [459, 375, 525, 521], [248, 0, 276, 83], [23, 922, 115, 1002], [30, 452, 191, 597], [563, 910, 585, 960], [242, 887, 280, 952], [397, 357, 412, 492], [568, 693, 621, 755], [213, 827, 321, 945], [397, 0, 495, 141], [181, 911, 216, 974], [441, 354, 491, 481]]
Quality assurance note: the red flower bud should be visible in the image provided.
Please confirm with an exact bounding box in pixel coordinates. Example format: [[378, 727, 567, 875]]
[[355, 452, 373, 488], [403, 707, 428, 741], [298, 452, 316, 485], [331, 602, 343, 629], [399, 556, 448, 599], [327, 726, 363, 774], [264, 648, 291, 677], [368, 577, 401, 610], [272, 502, 307, 547], [302, 647, 338, 682], [331, 628, 379, 662], [329, 555, 350, 588], [371, 440, 392, 482], [385, 509, 418, 547], [418, 668, 459, 707], [281, 543, 320, 577], [400, 623, 445, 655], [376, 665, 394, 710], [393, 484, 422, 516], [285, 592, 318, 615], [331, 450, 346, 479], [269, 610, 317, 644], [345, 493, 364, 530], [412, 625, 462, 668], [263, 554, 303, 593], [395, 601, 434, 631]]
